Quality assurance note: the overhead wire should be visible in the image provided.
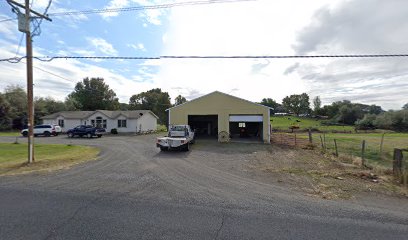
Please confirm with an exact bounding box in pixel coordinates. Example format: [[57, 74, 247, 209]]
[[2, 54, 408, 63], [47, 0, 256, 16]]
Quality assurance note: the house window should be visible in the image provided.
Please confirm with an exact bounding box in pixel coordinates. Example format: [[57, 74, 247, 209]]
[[58, 119, 64, 127], [94, 117, 107, 128], [118, 119, 127, 128], [239, 122, 246, 128]]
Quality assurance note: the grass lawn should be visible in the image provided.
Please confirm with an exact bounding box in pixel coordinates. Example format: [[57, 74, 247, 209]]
[[0, 143, 99, 175], [270, 116, 355, 132], [311, 132, 408, 169], [0, 131, 20, 136]]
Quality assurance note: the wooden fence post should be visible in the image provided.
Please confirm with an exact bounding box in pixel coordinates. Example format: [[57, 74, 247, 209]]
[[308, 128, 312, 144], [294, 133, 297, 147], [319, 135, 324, 150], [334, 139, 338, 157], [393, 148, 403, 183], [379, 132, 385, 159], [323, 133, 326, 150], [361, 140, 366, 167]]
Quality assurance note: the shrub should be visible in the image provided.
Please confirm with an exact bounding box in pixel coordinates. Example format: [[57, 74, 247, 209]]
[[110, 128, 118, 134]]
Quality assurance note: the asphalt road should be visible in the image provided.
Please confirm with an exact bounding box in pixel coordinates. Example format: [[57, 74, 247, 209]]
[[1, 134, 407, 239]]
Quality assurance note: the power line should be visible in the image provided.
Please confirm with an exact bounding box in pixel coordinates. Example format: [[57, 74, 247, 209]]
[[48, 0, 256, 16], [0, 18, 16, 23], [2, 54, 408, 63]]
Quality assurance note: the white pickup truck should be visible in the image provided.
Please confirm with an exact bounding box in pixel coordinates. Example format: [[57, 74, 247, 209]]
[[156, 125, 195, 151]]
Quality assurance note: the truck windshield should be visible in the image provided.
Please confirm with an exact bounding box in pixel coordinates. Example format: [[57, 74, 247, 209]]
[[171, 126, 186, 131]]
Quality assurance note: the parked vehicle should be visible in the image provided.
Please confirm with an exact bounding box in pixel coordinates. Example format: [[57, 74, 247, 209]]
[[53, 124, 62, 134], [66, 125, 106, 138], [21, 124, 60, 137], [156, 125, 195, 151]]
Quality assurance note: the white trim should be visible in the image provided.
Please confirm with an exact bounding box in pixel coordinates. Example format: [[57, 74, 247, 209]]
[[229, 115, 263, 122]]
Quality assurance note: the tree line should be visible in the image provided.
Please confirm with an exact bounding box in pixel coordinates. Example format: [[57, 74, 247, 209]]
[[0, 78, 406, 132], [260, 93, 408, 132], [0, 78, 187, 130]]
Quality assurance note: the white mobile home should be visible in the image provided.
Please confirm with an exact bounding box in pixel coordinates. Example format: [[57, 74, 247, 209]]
[[41, 110, 158, 133]]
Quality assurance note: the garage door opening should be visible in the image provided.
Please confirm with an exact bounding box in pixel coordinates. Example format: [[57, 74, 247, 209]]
[[229, 115, 263, 142], [188, 115, 218, 139]]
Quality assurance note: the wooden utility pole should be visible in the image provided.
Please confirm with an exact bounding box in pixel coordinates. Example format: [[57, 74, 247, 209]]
[[8, 0, 51, 163], [25, 0, 34, 163]]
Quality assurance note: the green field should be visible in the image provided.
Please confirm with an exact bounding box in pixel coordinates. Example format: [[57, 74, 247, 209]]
[[271, 116, 355, 132], [0, 143, 99, 175], [307, 132, 408, 169]]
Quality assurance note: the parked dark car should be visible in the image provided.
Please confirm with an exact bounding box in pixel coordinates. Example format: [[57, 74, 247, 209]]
[[66, 125, 106, 138]]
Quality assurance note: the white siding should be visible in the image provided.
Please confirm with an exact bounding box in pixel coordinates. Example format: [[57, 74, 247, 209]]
[[42, 111, 157, 133], [136, 113, 157, 132]]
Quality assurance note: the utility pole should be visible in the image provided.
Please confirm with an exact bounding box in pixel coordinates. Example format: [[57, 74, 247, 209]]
[[7, 0, 51, 163]]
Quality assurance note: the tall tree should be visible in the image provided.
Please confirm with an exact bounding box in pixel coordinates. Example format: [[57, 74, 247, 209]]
[[34, 97, 66, 124], [260, 98, 280, 114], [129, 88, 171, 124], [403, 103, 408, 110], [68, 77, 119, 110], [174, 95, 187, 106], [282, 93, 311, 116], [0, 93, 11, 130], [313, 96, 322, 114], [3, 85, 27, 129]]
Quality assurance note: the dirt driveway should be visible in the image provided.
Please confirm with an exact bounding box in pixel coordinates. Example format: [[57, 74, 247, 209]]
[[1, 134, 408, 239]]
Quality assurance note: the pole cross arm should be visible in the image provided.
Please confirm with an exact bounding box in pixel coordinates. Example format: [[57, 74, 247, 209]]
[[7, 0, 52, 21]]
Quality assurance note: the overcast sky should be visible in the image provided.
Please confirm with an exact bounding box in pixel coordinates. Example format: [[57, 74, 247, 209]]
[[0, 0, 407, 109]]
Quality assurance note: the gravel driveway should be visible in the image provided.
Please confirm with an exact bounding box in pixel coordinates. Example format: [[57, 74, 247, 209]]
[[1, 134, 408, 239]]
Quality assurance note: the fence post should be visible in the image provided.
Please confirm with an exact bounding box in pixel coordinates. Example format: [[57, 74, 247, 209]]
[[319, 135, 324, 150], [361, 140, 366, 167], [393, 148, 403, 183], [308, 128, 312, 144], [379, 132, 385, 159], [323, 133, 326, 150], [294, 133, 297, 147], [334, 139, 338, 157]]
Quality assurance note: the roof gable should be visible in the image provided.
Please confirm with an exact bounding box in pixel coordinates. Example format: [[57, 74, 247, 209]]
[[167, 91, 270, 111]]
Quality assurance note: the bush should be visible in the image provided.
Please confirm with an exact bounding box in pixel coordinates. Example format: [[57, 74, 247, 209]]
[[110, 128, 118, 134]]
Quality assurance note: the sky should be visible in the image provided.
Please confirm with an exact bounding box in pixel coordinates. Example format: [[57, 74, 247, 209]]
[[0, 0, 407, 110]]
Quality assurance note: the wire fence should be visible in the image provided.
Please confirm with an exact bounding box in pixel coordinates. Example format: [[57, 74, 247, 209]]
[[271, 132, 406, 171]]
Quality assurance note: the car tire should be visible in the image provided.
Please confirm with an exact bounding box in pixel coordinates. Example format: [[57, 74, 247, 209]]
[[185, 143, 190, 151], [97, 135, 102, 138], [22, 132, 28, 137], [68, 132, 73, 138], [87, 133, 92, 138], [44, 131, 51, 137], [160, 146, 167, 151]]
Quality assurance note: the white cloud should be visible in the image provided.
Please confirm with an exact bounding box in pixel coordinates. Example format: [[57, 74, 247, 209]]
[[154, 0, 338, 103], [86, 37, 117, 56], [100, 0, 130, 19], [127, 43, 146, 51], [101, 0, 167, 25]]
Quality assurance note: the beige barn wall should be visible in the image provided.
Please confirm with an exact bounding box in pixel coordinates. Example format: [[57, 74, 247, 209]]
[[168, 92, 270, 143]]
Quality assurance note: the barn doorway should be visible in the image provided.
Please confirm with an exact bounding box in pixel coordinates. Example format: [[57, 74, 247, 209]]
[[188, 115, 218, 139], [229, 115, 263, 142]]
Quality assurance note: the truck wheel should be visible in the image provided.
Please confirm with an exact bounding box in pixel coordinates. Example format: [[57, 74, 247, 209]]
[[87, 133, 92, 138], [44, 131, 51, 137], [97, 134, 102, 138], [22, 132, 28, 137], [160, 147, 167, 151], [185, 143, 190, 151]]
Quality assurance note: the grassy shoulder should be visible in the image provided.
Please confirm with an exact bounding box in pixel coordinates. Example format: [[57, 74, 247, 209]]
[[0, 131, 20, 137], [0, 143, 99, 176]]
